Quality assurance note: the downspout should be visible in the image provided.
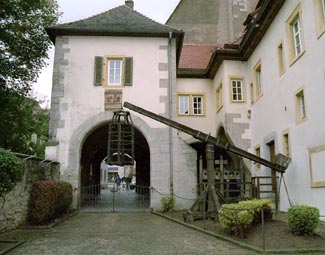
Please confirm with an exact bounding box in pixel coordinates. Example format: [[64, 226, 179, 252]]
[[168, 31, 174, 196]]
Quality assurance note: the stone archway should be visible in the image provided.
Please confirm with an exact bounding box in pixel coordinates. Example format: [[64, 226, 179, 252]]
[[67, 111, 153, 210]]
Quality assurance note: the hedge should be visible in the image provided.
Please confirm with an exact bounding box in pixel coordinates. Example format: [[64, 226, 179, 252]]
[[28, 180, 73, 225], [287, 205, 320, 236], [218, 199, 272, 237]]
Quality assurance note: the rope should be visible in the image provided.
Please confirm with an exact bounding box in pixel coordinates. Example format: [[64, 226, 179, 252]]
[[151, 187, 196, 201], [278, 173, 293, 207]]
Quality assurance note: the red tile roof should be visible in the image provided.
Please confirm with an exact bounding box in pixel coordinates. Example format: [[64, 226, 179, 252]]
[[179, 44, 222, 69]]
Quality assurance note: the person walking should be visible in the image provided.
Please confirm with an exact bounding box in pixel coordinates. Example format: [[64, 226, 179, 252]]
[[114, 174, 121, 191]]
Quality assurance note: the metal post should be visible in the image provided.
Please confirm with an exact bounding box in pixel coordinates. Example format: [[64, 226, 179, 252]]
[[262, 207, 265, 251]]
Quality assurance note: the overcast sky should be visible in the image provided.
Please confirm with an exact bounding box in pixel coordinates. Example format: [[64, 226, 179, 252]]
[[33, 0, 180, 107]]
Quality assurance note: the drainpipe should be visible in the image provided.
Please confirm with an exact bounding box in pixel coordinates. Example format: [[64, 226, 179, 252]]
[[168, 31, 174, 196]]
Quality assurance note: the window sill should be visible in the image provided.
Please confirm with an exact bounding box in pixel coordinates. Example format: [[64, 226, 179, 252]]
[[217, 105, 223, 113], [316, 26, 325, 39], [178, 114, 205, 117], [296, 116, 308, 125], [252, 93, 263, 105], [289, 50, 305, 67]]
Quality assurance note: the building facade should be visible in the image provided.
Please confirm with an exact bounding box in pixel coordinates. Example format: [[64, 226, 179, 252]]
[[46, 0, 325, 215]]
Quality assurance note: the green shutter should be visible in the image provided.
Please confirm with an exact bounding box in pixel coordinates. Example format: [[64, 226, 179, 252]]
[[124, 57, 133, 86], [94, 56, 103, 86]]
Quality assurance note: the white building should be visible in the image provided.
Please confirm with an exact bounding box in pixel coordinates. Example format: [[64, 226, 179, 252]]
[[46, 0, 325, 215]]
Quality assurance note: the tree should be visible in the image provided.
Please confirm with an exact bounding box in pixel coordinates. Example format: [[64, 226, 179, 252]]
[[0, 0, 60, 94], [0, 86, 49, 157]]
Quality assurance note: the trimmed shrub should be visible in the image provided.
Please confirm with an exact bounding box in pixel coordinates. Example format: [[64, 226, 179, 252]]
[[219, 203, 254, 237], [56, 181, 73, 216], [219, 198, 273, 237], [161, 195, 175, 212], [28, 180, 58, 225], [287, 205, 320, 236], [28, 180, 73, 225], [239, 199, 273, 225]]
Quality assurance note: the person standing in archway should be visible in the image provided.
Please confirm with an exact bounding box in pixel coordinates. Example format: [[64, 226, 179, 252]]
[[114, 174, 121, 191]]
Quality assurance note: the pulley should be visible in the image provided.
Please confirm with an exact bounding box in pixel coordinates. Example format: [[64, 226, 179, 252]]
[[107, 110, 135, 166]]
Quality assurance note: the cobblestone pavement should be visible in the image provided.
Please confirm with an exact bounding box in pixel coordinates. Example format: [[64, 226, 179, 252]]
[[0, 212, 257, 255]]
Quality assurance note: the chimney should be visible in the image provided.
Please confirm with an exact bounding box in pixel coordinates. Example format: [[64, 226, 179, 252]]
[[125, 0, 134, 9]]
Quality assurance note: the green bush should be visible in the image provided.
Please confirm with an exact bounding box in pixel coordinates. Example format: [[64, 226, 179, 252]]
[[287, 205, 320, 236], [28, 180, 73, 225], [219, 199, 273, 237], [161, 195, 175, 212], [0, 148, 23, 200], [239, 199, 272, 225], [219, 203, 254, 237]]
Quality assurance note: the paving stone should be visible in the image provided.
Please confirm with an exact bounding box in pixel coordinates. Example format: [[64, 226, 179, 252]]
[[0, 213, 256, 255]]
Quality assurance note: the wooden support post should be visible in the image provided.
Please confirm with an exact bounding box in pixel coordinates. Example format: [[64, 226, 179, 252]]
[[220, 155, 224, 197], [240, 159, 244, 199], [206, 144, 215, 215]]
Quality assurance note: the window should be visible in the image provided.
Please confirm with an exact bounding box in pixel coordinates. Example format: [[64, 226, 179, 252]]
[[292, 18, 303, 56], [255, 146, 261, 169], [252, 60, 262, 101], [250, 83, 254, 104], [313, 0, 325, 37], [178, 94, 205, 116], [216, 84, 223, 111], [179, 95, 189, 115], [193, 96, 203, 115], [108, 59, 122, 85], [282, 132, 290, 157], [277, 43, 286, 75], [231, 79, 244, 102], [295, 88, 307, 123], [286, 4, 304, 64], [94, 56, 133, 87]]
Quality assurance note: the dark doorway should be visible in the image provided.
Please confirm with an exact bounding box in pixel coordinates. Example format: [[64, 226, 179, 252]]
[[80, 123, 150, 211]]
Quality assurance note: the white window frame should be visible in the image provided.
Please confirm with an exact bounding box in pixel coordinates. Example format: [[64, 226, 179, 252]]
[[292, 17, 303, 56], [108, 59, 123, 86], [193, 96, 204, 115], [323, 0, 325, 20], [178, 94, 205, 116], [231, 79, 244, 102]]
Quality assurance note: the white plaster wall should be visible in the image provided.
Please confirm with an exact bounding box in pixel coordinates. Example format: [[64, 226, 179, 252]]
[[48, 35, 198, 210], [247, 0, 325, 214]]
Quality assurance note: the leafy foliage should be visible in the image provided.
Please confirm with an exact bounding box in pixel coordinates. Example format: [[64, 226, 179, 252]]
[[218, 199, 273, 237], [238, 199, 273, 225], [161, 195, 175, 212], [0, 87, 49, 157], [28, 180, 73, 225], [287, 205, 320, 236], [0, 148, 23, 202], [0, 0, 60, 94]]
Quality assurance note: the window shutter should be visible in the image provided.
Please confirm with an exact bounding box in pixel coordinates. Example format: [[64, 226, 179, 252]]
[[124, 57, 133, 86], [94, 56, 103, 86]]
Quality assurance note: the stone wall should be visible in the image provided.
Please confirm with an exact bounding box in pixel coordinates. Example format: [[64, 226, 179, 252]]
[[0, 154, 60, 233]]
